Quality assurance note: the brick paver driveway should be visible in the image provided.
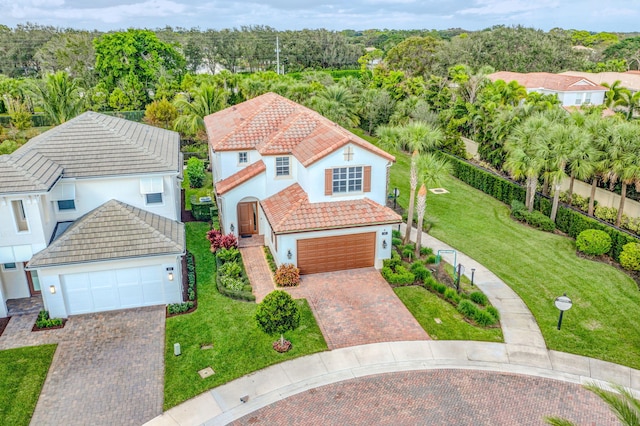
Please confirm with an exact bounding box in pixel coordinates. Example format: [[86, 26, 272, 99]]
[[233, 369, 617, 425], [286, 268, 429, 349], [0, 306, 165, 425]]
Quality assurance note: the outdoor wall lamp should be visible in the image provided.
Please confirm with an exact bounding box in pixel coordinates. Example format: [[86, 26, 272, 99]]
[[382, 239, 387, 249], [230, 223, 235, 233], [167, 267, 174, 281], [49, 285, 56, 294], [287, 249, 292, 259]]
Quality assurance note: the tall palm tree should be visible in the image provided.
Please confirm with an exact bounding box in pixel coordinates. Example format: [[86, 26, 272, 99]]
[[545, 382, 640, 426], [607, 121, 640, 226], [376, 122, 444, 243], [30, 71, 83, 125], [615, 89, 640, 121], [583, 115, 616, 216], [414, 154, 452, 254], [503, 114, 549, 212], [173, 84, 228, 138], [602, 80, 625, 109]]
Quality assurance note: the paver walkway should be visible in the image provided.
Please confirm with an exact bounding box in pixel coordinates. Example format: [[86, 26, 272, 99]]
[[404, 224, 547, 349], [239, 246, 274, 303], [286, 268, 429, 349], [0, 306, 165, 426]]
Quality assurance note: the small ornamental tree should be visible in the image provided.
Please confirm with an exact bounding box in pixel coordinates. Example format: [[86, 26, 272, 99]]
[[186, 157, 205, 188], [619, 242, 640, 271], [255, 290, 300, 352]]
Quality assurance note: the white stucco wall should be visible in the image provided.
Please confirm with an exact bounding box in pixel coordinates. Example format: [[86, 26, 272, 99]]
[[38, 255, 183, 318], [0, 275, 7, 317], [276, 225, 393, 269], [0, 262, 30, 299], [215, 150, 261, 182], [530, 88, 605, 106], [0, 196, 48, 263]]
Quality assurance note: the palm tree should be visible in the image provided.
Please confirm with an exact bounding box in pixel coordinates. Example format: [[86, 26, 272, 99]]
[[309, 85, 360, 128], [173, 84, 228, 138], [376, 122, 444, 244], [545, 382, 640, 426], [30, 71, 83, 125], [583, 115, 616, 216], [615, 89, 640, 120], [606, 121, 640, 226], [602, 80, 625, 109], [538, 122, 589, 221], [503, 114, 549, 212], [414, 154, 452, 255]]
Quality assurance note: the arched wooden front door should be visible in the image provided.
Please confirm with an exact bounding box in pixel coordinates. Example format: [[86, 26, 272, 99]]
[[237, 202, 258, 236]]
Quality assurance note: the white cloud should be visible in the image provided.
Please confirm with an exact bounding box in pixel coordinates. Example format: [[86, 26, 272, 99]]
[[459, 0, 558, 16]]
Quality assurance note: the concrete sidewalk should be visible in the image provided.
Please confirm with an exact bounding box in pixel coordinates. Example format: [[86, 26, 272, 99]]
[[146, 340, 640, 426], [404, 224, 546, 349]]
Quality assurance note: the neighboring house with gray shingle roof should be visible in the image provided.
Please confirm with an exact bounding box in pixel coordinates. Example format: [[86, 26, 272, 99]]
[[0, 112, 185, 318], [205, 93, 400, 275]]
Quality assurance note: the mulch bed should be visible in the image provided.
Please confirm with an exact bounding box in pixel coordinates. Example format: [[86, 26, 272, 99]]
[[0, 317, 10, 337]]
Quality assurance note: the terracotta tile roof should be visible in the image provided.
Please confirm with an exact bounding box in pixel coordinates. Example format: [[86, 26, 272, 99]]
[[0, 150, 63, 194], [215, 160, 266, 195], [205, 92, 394, 166], [489, 71, 608, 92], [28, 199, 185, 268], [13, 111, 180, 180], [261, 183, 401, 234], [560, 71, 640, 92]]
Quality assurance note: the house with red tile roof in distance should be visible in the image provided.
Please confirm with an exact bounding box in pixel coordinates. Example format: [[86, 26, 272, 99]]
[[560, 71, 640, 93], [488, 71, 608, 107], [204, 93, 401, 275]]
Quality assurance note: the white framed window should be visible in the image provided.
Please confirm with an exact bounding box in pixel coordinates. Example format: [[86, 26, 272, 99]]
[[11, 200, 29, 232], [275, 156, 290, 177], [584, 93, 591, 104], [332, 166, 363, 194], [238, 152, 248, 164], [2, 262, 17, 271], [146, 193, 163, 204], [57, 199, 76, 210], [343, 146, 354, 161]]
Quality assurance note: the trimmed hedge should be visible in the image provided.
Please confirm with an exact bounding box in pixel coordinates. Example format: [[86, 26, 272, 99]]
[[190, 196, 215, 221], [443, 152, 640, 262], [576, 229, 612, 256]]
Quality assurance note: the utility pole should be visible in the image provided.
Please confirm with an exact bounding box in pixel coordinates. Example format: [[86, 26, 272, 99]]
[[275, 36, 281, 75]]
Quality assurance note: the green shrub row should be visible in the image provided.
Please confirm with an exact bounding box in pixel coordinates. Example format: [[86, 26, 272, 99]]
[[511, 200, 556, 232], [168, 302, 195, 314], [381, 265, 415, 285], [443, 152, 640, 262], [191, 196, 215, 221], [186, 251, 196, 302], [263, 246, 277, 273], [215, 249, 255, 302]]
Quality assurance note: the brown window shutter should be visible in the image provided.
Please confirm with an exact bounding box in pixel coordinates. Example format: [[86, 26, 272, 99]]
[[325, 169, 332, 195], [363, 166, 372, 192]]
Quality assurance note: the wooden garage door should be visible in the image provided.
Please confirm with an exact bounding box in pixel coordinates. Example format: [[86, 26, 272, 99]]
[[297, 233, 375, 275]]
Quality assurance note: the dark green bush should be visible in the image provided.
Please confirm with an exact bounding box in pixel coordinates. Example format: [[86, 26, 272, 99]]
[[419, 246, 434, 256], [486, 306, 500, 321], [168, 302, 195, 314], [525, 210, 556, 232], [510, 199, 526, 220], [392, 229, 402, 239], [620, 242, 640, 271], [410, 261, 431, 282], [263, 246, 277, 273], [473, 309, 498, 326], [469, 291, 488, 306], [383, 251, 402, 269], [457, 299, 479, 318], [425, 255, 437, 264], [392, 237, 403, 247], [444, 288, 461, 304], [423, 276, 437, 290], [191, 197, 214, 221], [433, 282, 447, 294], [402, 247, 415, 260], [35, 310, 63, 328], [219, 261, 242, 278], [186, 157, 205, 188], [576, 229, 612, 256], [216, 247, 240, 263]]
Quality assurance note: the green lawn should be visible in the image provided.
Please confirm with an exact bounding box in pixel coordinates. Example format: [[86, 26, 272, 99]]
[[355, 129, 640, 369], [395, 286, 503, 342], [164, 222, 328, 410], [0, 344, 57, 425], [182, 171, 213, 210]]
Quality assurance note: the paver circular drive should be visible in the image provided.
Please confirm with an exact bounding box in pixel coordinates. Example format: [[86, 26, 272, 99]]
[[231, 369, 617, 425]]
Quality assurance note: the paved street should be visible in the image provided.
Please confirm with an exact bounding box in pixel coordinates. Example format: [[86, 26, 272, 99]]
[[0, 306, 165, 426], [232, 369, 617, 425]]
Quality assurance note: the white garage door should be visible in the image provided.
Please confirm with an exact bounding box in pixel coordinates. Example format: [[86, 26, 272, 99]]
[[62, 266, 170, 315]]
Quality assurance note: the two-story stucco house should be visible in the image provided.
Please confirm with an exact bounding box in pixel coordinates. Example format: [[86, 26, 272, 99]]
[[488, 71, 608, 107], [205, 92, 401, 275], [0, 112, 185, 318]]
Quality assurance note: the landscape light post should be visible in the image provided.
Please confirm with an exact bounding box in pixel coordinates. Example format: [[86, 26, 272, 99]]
[[471, 268, 475, 286], [393, 188, 400, 210], [554, 293, 573, 330]]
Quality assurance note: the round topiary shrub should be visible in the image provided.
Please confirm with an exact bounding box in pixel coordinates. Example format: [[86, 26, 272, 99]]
[[576, 229, 612, 256], [619, 242, 640, 271]]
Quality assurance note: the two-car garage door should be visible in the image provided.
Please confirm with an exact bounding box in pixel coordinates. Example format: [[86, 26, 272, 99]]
[[62, 266, 173, 315], [297, 232, 375, 275]]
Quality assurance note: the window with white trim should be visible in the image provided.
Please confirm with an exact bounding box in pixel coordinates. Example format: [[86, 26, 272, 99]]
[[140, 177, 164, 204], [145, 193, 163, 204], [2, 263, 17, 271], [11, 200, 28, 232], [332, 166, 363, 193], [275, 156, 290, 177], [57, 199, 76, 210], [238, 152, 248, 164], [343, 146, 354, 161]]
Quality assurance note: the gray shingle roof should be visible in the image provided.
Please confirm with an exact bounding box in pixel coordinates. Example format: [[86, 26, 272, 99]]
[[0, 150, 63, 194], [28, 199, 185, 268], [8, 111, 180, 186]]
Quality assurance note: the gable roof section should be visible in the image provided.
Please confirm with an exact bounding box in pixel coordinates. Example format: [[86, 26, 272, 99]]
[[489, 71, 608, 92], [205, 92, 394, 166], [0, 150, 63, 194], [13, 111, 180, 180], [560, 71, 640, 92], [28, 199, 185, 268], [215, 160, 266, 195], [260, 183, 401, 234]]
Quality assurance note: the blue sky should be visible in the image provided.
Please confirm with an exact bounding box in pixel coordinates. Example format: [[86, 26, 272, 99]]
[[1, 0, 638, 32]]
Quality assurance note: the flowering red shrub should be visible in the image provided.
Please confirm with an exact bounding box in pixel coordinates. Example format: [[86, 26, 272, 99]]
[[274, 264, 300, 287], [207, 229, 237, 252], [206, 229, 221, 244], [219, 234, 238, 249]]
